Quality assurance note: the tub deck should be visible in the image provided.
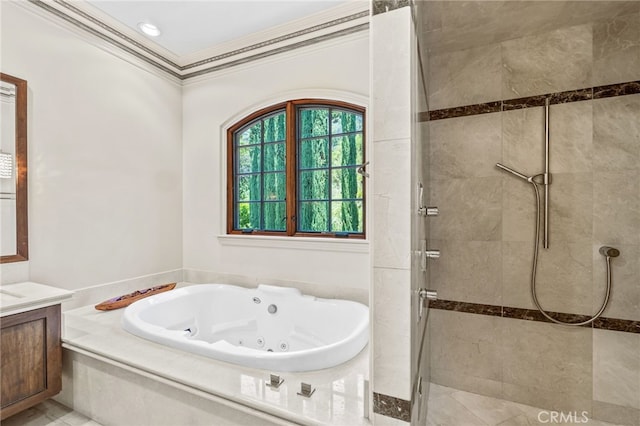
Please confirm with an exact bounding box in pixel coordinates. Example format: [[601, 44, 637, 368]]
[[60, 302, 369, 425]]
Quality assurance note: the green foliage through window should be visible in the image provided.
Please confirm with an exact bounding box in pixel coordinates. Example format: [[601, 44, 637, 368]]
[[230, 101, 365, 237]]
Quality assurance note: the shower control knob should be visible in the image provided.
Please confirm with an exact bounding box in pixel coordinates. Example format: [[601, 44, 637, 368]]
[[425, 250, 440, 259], [418, 289, 438, 301], [426, 207, 439, 216], [417, 206, 439, 217]]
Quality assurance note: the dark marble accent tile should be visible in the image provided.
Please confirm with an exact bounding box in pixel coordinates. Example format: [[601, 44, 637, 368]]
[[429, 101, 501, 121], [373, 392, 411, 422], [593, 81, 640, 99], [417, 111, 430, 122], [593, 317, 640, 334], [549, 88, 593, 105], [502, 306, 592, 328], [430, 300, 502, 316], [372, 0, 410, 15], [429, 299, 639, 334], [502, 95, 547, 110]]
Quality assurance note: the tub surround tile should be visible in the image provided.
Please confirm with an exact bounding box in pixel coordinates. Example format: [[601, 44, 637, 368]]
[[372, 393, 410, 422]]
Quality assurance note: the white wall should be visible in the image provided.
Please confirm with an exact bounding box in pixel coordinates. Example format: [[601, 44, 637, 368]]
[[0, 2, 183, 289], [182, 33, 370, 297]]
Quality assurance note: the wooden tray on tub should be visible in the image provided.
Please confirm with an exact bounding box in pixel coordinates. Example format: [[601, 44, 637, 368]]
[[94, 283, 176, 311]]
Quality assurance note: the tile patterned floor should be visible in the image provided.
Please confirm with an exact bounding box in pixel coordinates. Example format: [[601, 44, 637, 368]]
[[2, 384, 623, 426], [1, 399, 100, 426]]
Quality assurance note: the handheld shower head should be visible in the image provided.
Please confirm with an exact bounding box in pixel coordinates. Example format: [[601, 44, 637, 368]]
[[599, 246, 620, 258], [496, 163, 532, 182]]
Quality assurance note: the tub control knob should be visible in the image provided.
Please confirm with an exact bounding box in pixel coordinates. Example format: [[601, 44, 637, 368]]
[[268, 304, 278, 314]]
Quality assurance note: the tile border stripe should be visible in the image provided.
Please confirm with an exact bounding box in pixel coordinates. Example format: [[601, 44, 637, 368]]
[[373, 392, 411, 422], [424, 80, 640, 121], [429, 300, 640, 334]]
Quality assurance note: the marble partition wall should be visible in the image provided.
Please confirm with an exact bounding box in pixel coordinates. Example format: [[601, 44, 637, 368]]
[[370, 3, 415, 424], [422, 8, 640, 426]]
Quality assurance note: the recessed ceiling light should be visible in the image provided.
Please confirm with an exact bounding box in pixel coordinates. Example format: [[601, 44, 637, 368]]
[[137, 22, 161, 37]]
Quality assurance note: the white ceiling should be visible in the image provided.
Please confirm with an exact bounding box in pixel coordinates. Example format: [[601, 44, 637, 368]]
[[86, 0, 348, 57]]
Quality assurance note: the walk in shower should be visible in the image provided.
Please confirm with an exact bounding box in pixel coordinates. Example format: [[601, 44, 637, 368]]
[[409, 1, 639, 425]]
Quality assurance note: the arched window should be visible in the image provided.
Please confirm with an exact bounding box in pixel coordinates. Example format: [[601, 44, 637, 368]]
[[227, 99, 366, 238]]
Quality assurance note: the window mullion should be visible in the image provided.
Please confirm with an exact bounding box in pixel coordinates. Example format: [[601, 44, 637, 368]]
[[286, 101, 296, 236]]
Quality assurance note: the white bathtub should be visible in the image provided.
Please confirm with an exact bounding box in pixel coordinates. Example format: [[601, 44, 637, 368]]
[[122, 284, 369, 372]]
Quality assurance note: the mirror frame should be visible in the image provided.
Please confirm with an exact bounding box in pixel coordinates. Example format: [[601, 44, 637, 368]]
[[1, 73, 28, 263]]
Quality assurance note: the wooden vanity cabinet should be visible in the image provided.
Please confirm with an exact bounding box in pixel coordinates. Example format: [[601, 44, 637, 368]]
[[0, 304, 62, 420]]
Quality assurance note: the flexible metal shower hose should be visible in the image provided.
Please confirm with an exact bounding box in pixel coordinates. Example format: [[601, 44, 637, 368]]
[[529, 182, 613, 326]]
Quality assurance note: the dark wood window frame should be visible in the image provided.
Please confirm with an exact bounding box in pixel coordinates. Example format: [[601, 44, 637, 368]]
[[227, 99, 366, 239]]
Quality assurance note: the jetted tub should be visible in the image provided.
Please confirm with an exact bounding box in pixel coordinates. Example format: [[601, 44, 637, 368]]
[[122, 284, 369, 372]]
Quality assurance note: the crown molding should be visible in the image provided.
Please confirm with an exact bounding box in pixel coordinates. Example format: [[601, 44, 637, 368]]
[[26, 0, 370, 81]]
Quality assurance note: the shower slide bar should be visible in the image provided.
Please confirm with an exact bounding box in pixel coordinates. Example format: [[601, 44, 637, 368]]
[[497, 98, 551, 248], [496, 97, 620, 327]]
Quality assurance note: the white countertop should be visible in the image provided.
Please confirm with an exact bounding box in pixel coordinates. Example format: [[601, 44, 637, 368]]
[[0, 281, 74, 316]]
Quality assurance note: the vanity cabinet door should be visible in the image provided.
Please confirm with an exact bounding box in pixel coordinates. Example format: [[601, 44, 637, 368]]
[[0, 305, 62, 420]]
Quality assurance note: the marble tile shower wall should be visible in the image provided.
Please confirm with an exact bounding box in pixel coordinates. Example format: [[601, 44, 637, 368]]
[[425, 12, 640, 426]]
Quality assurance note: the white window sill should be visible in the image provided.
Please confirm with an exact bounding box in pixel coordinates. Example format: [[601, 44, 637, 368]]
[[217, 234, 370, 253]]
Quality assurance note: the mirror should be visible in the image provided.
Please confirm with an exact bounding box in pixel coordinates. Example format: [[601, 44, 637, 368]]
[[1, 73, 28, 263]]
